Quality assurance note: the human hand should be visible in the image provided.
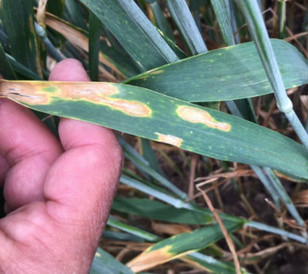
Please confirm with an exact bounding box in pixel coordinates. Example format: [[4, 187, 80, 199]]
[[0, 59, 123, 273]]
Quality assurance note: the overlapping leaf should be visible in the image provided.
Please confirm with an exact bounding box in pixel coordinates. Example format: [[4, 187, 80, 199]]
[[127, 39, 308, 102]]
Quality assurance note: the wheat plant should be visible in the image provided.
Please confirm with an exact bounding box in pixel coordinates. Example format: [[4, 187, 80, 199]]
[[0, 0, 308, 273]]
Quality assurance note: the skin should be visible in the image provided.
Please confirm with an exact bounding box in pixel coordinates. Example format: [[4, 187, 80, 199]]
[[0, 59, 123, 273]]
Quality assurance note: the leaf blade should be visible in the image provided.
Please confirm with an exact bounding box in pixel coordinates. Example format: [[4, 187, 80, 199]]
[[1, 80, 308, 180], [127, 39, 308, 102]]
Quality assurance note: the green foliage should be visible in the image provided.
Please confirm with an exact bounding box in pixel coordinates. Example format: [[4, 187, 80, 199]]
[[0, 0, 308, 272]]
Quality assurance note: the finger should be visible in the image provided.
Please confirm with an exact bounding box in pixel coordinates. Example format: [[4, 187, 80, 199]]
[[47, 57, 122, 243], [0, 99, 62, 211], [49, 58, 90, 81], [0, 154, 10, 185], [44, 119, 122, 260]]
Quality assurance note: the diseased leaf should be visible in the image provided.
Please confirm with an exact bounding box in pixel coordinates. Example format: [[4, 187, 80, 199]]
[[126, 220, 244, 272], [1, 80, 308, 180]]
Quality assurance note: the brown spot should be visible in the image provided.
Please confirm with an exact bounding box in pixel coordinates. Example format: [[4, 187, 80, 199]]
[[155, 132, 183, 147], [0, 80, 51, 105], [177, 106, 231, 132], [150, 70, 164, 75]]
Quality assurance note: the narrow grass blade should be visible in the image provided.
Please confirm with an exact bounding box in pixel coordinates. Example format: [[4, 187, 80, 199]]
[[80, 0, 178, 71], [107, 216, 161, 242], [91, 247, 133, 274], [1, 0, 42, 76], [1, 80, 308, 179], [184, 252, 246, 273], [119, 135, 186, 198], [210, 0, 235, 45], [64, 0, 88, 30], [0, 43, 16, 80], [146, 0, 175, 41], [5, 54, 42, 80], [89, 12, 102, 81], [251, 165, 281, 209], [263, 167, 305, 226], [126, 220, 244, 272], [140, 138, 166, 176], [120, 175, 189, 209], [112, 198, 214, 225], [124, 147, 187, 199], [278, 0, 287, 38], [127, 40, 308, 102], [246, 221, 308, 244], [166, 0, 207, 54]]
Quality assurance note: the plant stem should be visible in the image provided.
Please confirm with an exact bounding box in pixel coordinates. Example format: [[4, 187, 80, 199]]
[[235, 0, 308, 150]]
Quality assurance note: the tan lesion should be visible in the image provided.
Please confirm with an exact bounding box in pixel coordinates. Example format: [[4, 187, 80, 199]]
[[127, 245, 173, 273], [0, 80, 153, 118], [176, 105, 231, 132], [155, 132, 183, 147], [0, 80, 51, 104]]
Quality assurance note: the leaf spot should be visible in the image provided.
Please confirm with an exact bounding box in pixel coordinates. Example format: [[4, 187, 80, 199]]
[[155, 132, 183, 147], [176, 106, 231, 132]]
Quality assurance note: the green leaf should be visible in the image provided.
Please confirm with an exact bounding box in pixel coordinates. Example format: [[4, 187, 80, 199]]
[[166, 0, 207, 54], [127, 219, 244, 272], [107, 216, 161, 242], [1, 0, 42, 76], [113, 198, 214, 225], [91, 247, 133, 274], [210, 0, 235, 46], [80, 0, 178, 71], [185, 252, 246, 274], [89, 12, 102, 81], [47, 0, 65, 18], [0, 43, 16, 80], [146, 0, 175, 41], [64, 0, 88, 30], [127, 39, 308, 102], [2, 80, 308, 180]]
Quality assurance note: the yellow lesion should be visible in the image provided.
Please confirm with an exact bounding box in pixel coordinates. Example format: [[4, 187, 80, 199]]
[[176, 105, 231, 132], [155, 132, 183, 147], [127, 245, 173, 273], [98, 98, 152, 117], [150, 69, 164, 75], [0, 80, 152, 118]]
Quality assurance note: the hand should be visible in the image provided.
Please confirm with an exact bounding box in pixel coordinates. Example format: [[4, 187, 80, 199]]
[[0, 59, 123, 273]]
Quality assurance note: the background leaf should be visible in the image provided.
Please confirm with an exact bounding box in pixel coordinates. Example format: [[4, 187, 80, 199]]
[[1, 0, 42, 76], [127, 39, 308, 102]]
